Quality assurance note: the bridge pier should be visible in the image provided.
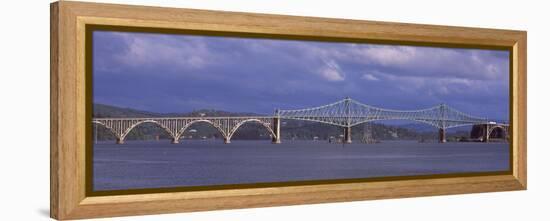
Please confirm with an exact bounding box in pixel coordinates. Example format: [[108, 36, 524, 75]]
[[483, 124, 490, 143], [224, 137, 231, 144], [344, 126, 352, 144], [116, 138, 124, 144], [272, 117, 281, 144], [438, 128, 446, 143], [171, 137, 179, 144]]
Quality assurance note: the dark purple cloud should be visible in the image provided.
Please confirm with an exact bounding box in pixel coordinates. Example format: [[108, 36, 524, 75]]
[[93, 31, 509, 121]]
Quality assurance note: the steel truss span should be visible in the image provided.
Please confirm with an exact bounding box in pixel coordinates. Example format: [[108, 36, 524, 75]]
[[93, 98, 508, 144], [278, 97, 488, 129]]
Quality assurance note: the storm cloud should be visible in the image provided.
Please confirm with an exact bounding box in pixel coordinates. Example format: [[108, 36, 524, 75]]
[[93, 31, 509, 121]]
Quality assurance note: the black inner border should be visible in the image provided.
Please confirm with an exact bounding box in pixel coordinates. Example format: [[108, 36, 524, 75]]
[[85, 24, 514, 197]]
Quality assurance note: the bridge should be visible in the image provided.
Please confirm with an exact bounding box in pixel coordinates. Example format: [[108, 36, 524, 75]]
[[93, 98, 509, 144]]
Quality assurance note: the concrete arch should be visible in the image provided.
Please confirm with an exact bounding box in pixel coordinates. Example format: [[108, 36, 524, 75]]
[[92, 121, 118, 139], [227, 119, 276, 140], [121, 120, 176, 142], [488, 126, 507, 139], [175, 119, 227, 141]]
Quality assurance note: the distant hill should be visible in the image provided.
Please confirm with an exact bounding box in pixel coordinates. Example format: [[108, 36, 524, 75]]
[[92, 103, 471, 142], [93, 104, 260, 118], [93, 104, 161, 118], [399, 123, 436, 133]]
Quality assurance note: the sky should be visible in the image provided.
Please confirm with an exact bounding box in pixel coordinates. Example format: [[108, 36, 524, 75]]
[[93, 31, 510, 121]]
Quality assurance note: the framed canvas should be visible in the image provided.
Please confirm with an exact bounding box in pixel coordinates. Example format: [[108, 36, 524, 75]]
[[50, 1, 527, 220]]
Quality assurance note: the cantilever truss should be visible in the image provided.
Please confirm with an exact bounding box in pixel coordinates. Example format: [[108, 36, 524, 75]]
[[277, 98, 488, 129]]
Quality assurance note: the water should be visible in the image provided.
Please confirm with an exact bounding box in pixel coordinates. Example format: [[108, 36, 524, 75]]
[[93, 140, 509, 191]]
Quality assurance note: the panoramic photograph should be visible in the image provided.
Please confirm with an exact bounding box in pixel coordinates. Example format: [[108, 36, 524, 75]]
[[91, 30, 510, 191]]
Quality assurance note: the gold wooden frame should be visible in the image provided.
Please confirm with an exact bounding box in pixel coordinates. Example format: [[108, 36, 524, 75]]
[[50, 1, 527, 220]]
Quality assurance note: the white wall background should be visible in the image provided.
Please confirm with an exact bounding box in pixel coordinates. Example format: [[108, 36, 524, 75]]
[[0, 0, 548, 220]]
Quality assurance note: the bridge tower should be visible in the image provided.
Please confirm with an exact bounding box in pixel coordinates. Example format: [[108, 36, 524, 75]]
[[344, 126, 352, 144], [272, 110, 281, 144], [438, 128, 446, 143], [343, 97, 353, 143], [438, 104, 447, 143]]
